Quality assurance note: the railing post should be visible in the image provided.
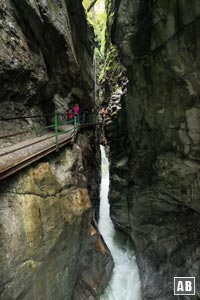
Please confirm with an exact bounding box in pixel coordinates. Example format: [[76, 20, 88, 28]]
[[74, 116, 77, 129], [54, 113, 59, 151]]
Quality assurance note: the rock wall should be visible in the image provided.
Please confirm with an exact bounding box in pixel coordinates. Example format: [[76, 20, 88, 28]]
[[0, 0, 94, 146], [104, 91, 131, 233], [0, 130, 114, 300], [0, 1, 115, 299], [106, 0, 200, 299], [78, 129, 101, 220]]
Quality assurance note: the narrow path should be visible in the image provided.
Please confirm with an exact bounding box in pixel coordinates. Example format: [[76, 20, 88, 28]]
[[98, 145, 142, 300], [0, 125, 76, 180]]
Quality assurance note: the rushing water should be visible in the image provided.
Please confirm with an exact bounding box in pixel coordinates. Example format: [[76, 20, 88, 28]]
[[98, 146, 142, 300]]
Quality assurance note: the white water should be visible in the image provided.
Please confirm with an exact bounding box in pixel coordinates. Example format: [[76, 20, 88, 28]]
[[98, 146, 142, 300]]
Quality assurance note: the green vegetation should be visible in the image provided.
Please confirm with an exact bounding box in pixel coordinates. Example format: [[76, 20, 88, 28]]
[[83, 0, 106, 54], [83, 0, 107, 104], [100, 46, 122, 82], [83, 0, 125, 104]]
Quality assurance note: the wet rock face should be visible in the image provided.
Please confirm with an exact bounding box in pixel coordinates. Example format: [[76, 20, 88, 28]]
[[78, 129, 101, 220], [104, 91, 131, 233], [0, 132, 113, 300], [108, 0, 200, 299], [0, 0, 94, 144], [0, 143, 91, 300], [72, 225, 114, 300]]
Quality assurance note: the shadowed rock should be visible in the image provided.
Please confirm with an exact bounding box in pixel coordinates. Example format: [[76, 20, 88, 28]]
[[106, 0, 200, 298]]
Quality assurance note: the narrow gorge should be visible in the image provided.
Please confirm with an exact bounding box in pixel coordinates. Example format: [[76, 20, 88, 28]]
[[0, 0, 200, 300]]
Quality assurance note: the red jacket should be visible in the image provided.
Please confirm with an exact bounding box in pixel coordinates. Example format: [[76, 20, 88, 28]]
[[67, 110, 74, 119], [74, 105, 80, 116]]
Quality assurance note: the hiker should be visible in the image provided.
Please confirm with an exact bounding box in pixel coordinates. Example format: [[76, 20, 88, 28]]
[[67, 109, 74, 121], [100, 107, 108, 126], [73, 104, 80, 117]]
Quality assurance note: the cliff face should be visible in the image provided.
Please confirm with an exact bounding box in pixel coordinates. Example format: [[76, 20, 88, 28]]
[[0, 130, 114, 300], [0, 140, 89, 300], [0, 1, 114, 299], [106, 0, 200, 298], [78, 130, 101, 220], [0, 0, 94, 146]]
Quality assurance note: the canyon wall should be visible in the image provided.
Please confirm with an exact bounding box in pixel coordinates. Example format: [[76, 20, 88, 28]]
[[0, 1, 114, 299], [106, 0, 200, 299], [0, 130, 114, 300], [0, 0, 94, 146]]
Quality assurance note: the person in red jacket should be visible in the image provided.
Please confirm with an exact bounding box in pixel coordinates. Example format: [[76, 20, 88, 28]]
[[73, 104, 79, 116], [73, 104, 80, 122], [100, 107, 108, 126], [67, 109, 74, 121]]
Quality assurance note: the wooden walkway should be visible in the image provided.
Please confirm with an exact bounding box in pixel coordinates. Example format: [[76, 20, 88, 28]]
[[0, 125, 76, 180]]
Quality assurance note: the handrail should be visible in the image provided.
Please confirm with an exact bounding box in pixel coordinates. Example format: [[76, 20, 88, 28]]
[[0, 113, 66, 121], [0, 112, 101, 149], [0, 112, 101, 180], [53, 112, 100, 151]]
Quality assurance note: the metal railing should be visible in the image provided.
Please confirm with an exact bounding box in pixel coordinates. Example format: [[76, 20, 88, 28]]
[[0, 112, 101, 151], [53, 112, 100, 151]]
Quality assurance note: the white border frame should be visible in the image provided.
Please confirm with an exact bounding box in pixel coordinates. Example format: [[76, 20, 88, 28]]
[[174, 277, 195, 295]]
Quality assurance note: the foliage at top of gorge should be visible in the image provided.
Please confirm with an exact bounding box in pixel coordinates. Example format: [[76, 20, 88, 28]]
[[83, 0, 125, 105], [83, 0, 106, 53]]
